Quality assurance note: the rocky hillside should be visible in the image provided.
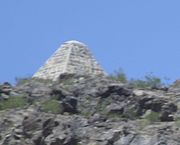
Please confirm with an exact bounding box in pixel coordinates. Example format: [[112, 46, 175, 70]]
[[0, 74, 180, 145]]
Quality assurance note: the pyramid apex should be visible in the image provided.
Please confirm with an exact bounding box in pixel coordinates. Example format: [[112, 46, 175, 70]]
[[63, 40, 86, 47]]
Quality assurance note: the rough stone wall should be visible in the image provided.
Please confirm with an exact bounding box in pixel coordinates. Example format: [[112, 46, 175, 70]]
[[33, 40, 106, 81]]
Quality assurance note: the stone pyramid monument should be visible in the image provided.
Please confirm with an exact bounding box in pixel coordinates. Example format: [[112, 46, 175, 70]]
[[33, 40, 106, 81]]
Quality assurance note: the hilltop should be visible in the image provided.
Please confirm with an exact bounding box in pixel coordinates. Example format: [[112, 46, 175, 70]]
[[0, 74, 180, 145]]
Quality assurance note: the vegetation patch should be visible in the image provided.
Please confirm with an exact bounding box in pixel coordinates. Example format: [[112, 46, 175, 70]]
[[109, 68, 127, 83], [41, 99, 61, 114], [110, 69, 166, 88], [137, 119, 151, 130], [144, 111, 160, 123], [15, 77, 32, 85], [81, 111, 92, 118], [129, 74, 162, 89], [137, 111, 160, 130], [15, 77, 53, 86], [122, 107, 138, 119], [175, 117, 180, 127], [0, 96, 27, 110]]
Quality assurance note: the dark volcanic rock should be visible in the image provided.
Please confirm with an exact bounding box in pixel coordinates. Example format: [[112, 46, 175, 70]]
[[160, 103, 177, 122], [62, 96, 78, 114], [99, 83, 132, 98], [51, 87, 72, 100]]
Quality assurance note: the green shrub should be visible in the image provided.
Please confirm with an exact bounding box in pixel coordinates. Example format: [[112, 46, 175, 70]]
[[15, 77, 53, 86], [175, 117, 180, 127], [137, 119, 150, 130], [81, 111, 92, 118], [41, 99, 61, 114], [122, 107, 138, 119], [137, 111, 160, 130], [144, 74, 162, 88], [144, 111, 160, 123], [137, 112, 160, 130], [15, 77, 32, 85], [107, 113, 125, 121], [109, 69, 163, 88], [109, 68, 127, 83], [0, 97, 27, 110], [130, 73, 162, 88]]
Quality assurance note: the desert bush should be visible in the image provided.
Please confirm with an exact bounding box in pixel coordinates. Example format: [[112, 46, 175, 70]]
[[137, 119, 151, 130], [109, 69, 163, 88], [0, 96, 27, 110], [144, 111, 160, 123], [129, 73, 162, 88], [137, 111, 160, 130], [41, 99, 61, 114], [81, 111, 92, 118], [15, 77, 32, 85], [15, 77, 53, 86], [109, 68, 127, 83]]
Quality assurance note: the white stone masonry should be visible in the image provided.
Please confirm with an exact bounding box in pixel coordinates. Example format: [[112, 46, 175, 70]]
[[33, 40, 106, 81]]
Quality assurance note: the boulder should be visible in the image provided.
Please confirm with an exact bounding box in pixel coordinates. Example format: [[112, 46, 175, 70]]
[[62, 96, 78, 114], [0, 82, 12, 95], [106, 103, 124, 115], [159, 103, 177, 122], [99, 84, 132, 98]]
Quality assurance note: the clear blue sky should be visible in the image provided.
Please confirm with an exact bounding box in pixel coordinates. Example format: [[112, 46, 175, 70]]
[[0, 0, 180, 83]]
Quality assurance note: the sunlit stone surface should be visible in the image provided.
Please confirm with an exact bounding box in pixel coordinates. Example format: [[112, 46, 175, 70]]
[[33, 40, 106, 81]]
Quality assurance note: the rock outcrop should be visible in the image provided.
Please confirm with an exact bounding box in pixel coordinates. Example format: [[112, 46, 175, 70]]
[[0, 75, 180, 145]]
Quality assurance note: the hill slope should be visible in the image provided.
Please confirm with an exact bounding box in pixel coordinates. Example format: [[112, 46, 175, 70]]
[[0, 74, 180, 145]]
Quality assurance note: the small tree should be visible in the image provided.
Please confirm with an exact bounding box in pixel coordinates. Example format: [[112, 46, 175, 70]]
[[130, 73, 162, 88], [110, 68, 127, 83], [144, 73, 162, 88], [15, 77, 32, 85]]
